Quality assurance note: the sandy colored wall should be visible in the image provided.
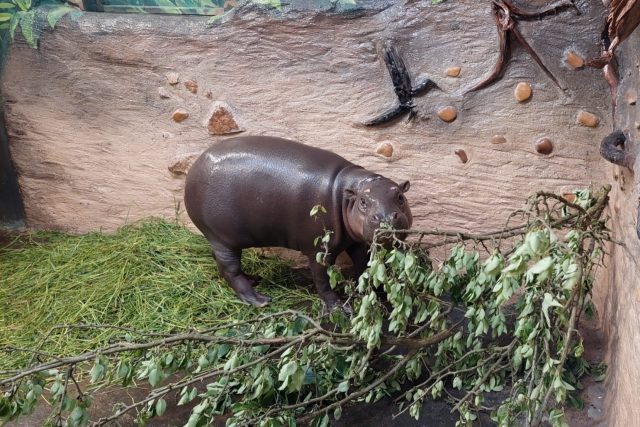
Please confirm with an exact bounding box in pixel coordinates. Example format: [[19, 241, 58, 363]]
[[595, 29, 640, 427], [1, 0, 611, 235]]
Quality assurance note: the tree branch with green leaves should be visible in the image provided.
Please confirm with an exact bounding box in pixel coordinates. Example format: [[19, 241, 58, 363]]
[[0, 185, 611, 427]]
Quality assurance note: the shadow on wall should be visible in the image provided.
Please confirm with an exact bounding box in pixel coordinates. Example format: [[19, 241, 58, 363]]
[[0, 109, 24, 230]]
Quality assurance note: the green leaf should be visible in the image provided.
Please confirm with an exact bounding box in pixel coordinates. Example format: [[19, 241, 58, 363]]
[[334, 405, 342, 420], [19, 10, 36, 48], [155, 398, 167, 417], [148, 368, 162, 387], [14, 0, 29, 11], [9, 11, 19, 39], [528, 256, 554, 275], [89, 358, 106, 383], [310, 204, 325, 217], [337, 380, 349, 394], [0, 12, 12, 21], [541, 292, 562, 326], [278, 360, 298, 386], [47, 4, 73, 29], [288, 365, 305, 392], [453, 376, 462, 389], [68, 406, 88, 427], [0, 3, 15, 8]]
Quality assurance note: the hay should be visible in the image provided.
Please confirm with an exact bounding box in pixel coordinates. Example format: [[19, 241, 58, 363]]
[[0, 219, 321, 370]]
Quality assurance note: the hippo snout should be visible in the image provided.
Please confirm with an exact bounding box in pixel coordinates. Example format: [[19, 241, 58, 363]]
[[373, 212, 409, 230], [365, 211, 411, 244]]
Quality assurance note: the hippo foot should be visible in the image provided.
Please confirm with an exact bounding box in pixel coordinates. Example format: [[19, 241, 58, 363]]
[[237, 291, 272, 308], [245, 274, 264, 287]]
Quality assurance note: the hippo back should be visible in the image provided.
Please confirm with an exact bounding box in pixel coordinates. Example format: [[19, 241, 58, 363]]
[[184, 136, 359, 252]]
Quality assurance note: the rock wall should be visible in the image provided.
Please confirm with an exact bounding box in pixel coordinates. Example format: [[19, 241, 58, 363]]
[[1, 0, 611, 235], [594, 29, 640, 426]]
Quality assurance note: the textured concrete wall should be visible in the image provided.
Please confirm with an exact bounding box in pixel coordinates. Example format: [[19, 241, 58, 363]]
[[595, 30, 640, 427], [1, 0, 611, 235]]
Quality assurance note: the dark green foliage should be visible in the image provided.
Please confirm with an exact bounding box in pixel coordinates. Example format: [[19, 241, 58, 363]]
[[0, 186, 610, 426]]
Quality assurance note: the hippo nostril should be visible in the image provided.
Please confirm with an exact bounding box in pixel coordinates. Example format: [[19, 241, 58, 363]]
[[391, 212, 398, 220]]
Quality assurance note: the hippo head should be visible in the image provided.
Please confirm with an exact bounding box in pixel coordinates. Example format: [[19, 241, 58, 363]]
[[343, 176, 413, 244]]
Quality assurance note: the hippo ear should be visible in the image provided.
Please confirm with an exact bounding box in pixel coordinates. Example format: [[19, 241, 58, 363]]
[[344, 188, 357, 200], [399, 180, 410, 193]]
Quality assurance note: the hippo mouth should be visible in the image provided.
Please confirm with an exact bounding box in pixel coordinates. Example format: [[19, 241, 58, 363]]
[[374, 229, 409, 247], [365, 219, 410, 246]]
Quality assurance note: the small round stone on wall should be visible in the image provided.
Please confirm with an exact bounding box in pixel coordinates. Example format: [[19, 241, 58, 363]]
[[172, 109, 189, 122], [514, 82, 532, 102], [437, 106, 457, 123], [491, 135, 507, 144], [564, 51, 584, 70], [158, 87, 171, 99], [184, 80, 198, 94], [375, 142, 394, 158], [576, 110, 600, 128], [166, 72, 180, 85], [445, 67, 461, 77], [535, 138, 553, 155]]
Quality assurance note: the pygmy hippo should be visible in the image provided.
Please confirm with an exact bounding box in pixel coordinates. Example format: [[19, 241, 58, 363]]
[[184, 136, 412, 310]]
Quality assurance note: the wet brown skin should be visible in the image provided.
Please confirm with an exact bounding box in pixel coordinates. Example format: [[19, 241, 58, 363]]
[[184, 136, 412, 310]]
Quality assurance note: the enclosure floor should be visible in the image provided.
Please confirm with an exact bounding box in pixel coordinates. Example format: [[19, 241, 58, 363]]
[[0, 234, 607, 427]]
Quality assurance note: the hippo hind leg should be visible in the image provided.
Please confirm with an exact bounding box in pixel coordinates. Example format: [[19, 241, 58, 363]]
[[209, 240, 271, 308]]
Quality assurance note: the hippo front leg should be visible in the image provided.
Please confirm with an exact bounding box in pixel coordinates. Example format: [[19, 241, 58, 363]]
[[346, 243, 370, 279], [306, 254, 344, 313]]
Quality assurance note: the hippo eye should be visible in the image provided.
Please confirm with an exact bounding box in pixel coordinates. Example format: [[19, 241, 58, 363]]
[[358, 197, 367, 211]]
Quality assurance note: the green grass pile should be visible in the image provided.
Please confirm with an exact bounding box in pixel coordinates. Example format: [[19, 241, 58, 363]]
[[0, 219, 321, 370]]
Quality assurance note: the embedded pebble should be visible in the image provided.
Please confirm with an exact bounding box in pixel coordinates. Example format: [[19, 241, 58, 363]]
[[168, 153, 200, 176], [491, 135, 507, 144], [514, 82, 532, 102], [204, 101, 244, 135], [205, 90, 213, 99], [184, 80, 198, 94], [535, 137, 553, 155], [455, 149, 468, 163], [437, 106, 457, 123], [576, 111, 600, 128], [564, 51, 585, 69], [445, 66, 461, 77], [171, 109, 189, 122], [562, 193, 577, 203], [636, 121, 640, 129], [626, 89, 637, 105], [166, 72, 180, 85], [375, 142, 394, 158], [158, 87, 171, 99]]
